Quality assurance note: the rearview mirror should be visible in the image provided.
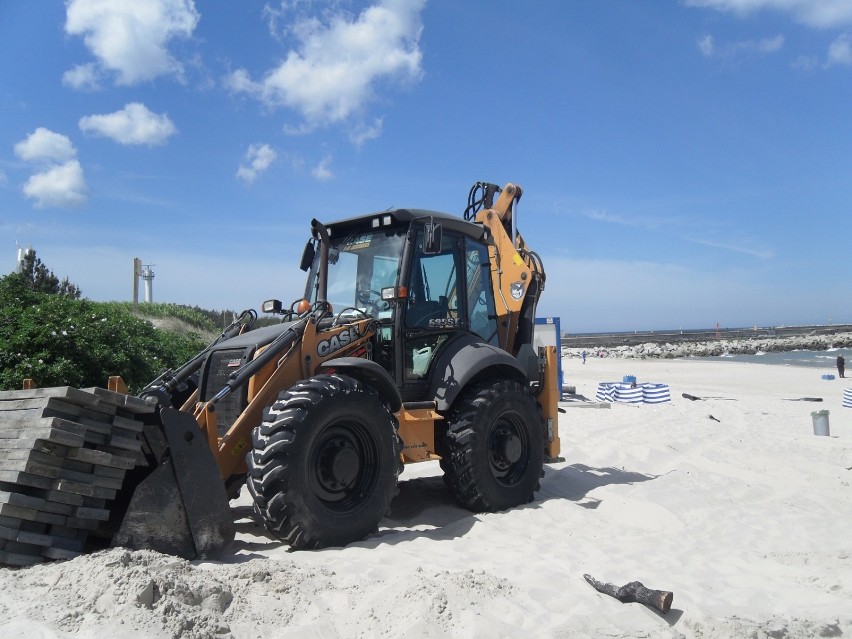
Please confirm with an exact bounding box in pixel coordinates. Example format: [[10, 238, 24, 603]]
[[424, 220, 442, 255], [299, 240, 315, 272]]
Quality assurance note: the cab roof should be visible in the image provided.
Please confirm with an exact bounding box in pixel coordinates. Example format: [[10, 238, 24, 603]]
[[324, 208, 487, 243]]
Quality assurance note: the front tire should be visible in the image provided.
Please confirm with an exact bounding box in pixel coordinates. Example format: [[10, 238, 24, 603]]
[[246, 374, 402, 549], [440, 379, 545, 512]]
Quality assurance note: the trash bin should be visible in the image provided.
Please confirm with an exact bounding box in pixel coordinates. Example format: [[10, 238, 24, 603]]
[[811, 410, 830, 436]]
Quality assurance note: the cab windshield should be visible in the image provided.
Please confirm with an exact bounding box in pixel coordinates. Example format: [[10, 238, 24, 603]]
[[306, 227, 406, 319]]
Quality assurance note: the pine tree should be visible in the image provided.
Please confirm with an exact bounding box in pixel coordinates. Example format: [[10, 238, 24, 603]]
[[16, 249, 82, 299]]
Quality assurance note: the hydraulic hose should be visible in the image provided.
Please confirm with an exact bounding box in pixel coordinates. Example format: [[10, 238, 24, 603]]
[[212, 314, 309, 403], [140, 309, 256, 406]]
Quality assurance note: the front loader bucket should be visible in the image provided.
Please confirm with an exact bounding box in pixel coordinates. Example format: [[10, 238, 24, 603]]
[[111, 407, 234, 559]]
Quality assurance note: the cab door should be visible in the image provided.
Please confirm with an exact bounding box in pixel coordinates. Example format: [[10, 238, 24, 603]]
[[399, 229, 499, 401]]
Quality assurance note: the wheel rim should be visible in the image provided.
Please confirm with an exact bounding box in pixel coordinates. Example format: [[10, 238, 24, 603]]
[[309, 421, 380, 512], [487, 411, 530, 486]]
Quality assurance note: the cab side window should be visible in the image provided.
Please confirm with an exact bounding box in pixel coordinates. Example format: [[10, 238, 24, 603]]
[[404, 230, 463, 380], [465, 241, 499, 345], [405, 234, 462, 328], [401, 231, 498, 380]]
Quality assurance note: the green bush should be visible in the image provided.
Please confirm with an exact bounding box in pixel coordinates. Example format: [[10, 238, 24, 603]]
[[0, 276, 206, 392]]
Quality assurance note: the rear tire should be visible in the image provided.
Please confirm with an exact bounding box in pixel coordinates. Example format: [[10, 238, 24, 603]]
[[440, 379, 545, 512], [246, 374, 402, 549]]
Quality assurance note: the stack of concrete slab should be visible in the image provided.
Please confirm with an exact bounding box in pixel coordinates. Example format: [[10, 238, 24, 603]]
[[0, 386, 152, 567]]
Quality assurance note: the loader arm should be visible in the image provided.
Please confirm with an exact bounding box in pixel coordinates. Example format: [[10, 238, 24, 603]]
[[139, 309, 257, 410], [198, 312, 379, 480]]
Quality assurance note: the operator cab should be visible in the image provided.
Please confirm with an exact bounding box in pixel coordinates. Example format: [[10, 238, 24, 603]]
[[301, 209, 500, 399]]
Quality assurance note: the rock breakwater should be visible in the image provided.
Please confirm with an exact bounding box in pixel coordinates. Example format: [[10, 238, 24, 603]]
[[564, 331, 852, 360]]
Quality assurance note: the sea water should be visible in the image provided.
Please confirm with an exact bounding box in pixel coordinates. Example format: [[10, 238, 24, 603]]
[[705, 348, 848, 370]]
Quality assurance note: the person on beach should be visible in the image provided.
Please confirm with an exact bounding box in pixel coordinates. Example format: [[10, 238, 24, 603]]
[[837, 354, 845, 378], [582, 350, 587, 364]]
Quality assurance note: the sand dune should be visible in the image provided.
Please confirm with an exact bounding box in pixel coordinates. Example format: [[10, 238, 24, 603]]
[[1, 357, 850, 638]]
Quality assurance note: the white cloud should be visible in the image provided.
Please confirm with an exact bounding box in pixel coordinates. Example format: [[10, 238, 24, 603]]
[[684, 0, 852, 29], [758, 34, 784, 52], [226, 0, 425, 134], [827, 33, 852, 66], [14, 128, 77, 163], [579, 205, 773, 259], [236, 143, 278, 184], [792, 54, 820, 69], [685, 235, 775, 259], [312, 155, 333, 181], [580, 207, 673, 230], [78, 103, 177, 146], [697, 33, 784, 57], [22, 160, 88, 208], [223, 68, 254, 94], [14, 128, 88, 208], [62, 62, 101, 90], [64, 0, 200, 86], [349, 117, 384, 147], [282, 152, 307, 174]]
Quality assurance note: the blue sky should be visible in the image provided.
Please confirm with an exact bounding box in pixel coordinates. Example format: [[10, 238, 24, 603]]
[[1, 0, 851, 333]]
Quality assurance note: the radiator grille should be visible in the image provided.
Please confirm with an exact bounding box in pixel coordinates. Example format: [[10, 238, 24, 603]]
[[201, 347, 250, 437]]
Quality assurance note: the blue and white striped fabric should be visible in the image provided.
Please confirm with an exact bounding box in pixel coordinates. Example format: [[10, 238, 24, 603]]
[[642, 383, 672, 404], [595, 382, 671, 404], [843, 388, 852, 408], [596, 383, 643, 403]]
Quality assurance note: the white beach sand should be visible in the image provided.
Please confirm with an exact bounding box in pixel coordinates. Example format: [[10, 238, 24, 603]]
[[1, 356, 851, 638]]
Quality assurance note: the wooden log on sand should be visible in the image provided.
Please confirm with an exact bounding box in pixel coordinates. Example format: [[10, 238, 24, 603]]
[[583, 573, 673, 614]]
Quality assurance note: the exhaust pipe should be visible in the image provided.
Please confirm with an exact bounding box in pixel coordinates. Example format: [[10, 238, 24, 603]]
[[311, 218, 331, 304]]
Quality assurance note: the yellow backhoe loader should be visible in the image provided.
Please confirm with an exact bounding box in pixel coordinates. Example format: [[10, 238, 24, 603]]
[[0, 181, 560, 565]]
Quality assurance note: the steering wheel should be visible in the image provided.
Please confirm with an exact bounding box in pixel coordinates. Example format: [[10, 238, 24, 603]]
[[356, 289, 388, 314]]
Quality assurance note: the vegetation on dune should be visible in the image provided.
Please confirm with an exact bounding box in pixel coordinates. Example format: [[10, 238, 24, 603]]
[[0, 276, 206, 392], [0, 253, 211, 392], [0, 250, 287, 393], [108, 301, 237, 334]]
